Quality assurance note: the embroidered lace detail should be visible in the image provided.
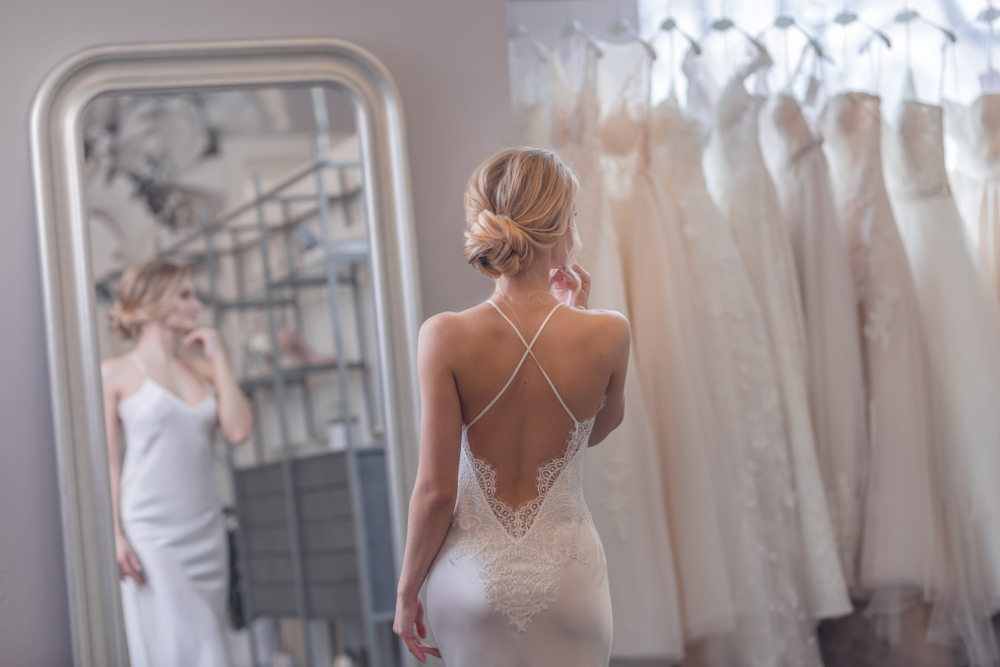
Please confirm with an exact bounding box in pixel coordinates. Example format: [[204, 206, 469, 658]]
[[451, 417, 597, 632]]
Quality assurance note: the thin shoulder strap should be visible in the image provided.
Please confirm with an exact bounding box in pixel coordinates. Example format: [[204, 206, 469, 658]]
[[467, 300, 578, 428], [130, 352, 148, 376]]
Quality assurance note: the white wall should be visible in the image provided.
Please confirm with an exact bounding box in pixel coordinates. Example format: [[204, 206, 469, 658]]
[[0, 1, 510, 663]]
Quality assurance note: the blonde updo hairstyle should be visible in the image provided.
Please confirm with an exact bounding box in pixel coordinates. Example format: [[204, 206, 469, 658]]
[[108, 259, 191, 339], [464, 147, 580, 279]]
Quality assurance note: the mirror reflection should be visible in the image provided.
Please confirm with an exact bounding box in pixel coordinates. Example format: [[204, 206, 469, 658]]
[[87, 85, 398, 667]]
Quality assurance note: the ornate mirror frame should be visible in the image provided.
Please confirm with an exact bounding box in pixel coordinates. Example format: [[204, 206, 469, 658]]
[[30, 38, 422, 667]]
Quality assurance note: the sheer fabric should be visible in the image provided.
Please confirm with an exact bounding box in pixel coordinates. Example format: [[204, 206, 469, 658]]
[[118, 355, 230, 667], [652, 95, 824, 667], [550, 38, 684, 661], [761, 94, 868, 591]]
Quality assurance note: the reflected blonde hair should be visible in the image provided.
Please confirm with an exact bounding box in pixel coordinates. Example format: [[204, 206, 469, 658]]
[[463, 147, 580, 279], [108, 259, 190, 339]]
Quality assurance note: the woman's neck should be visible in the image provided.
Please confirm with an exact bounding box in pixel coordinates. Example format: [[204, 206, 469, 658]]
[[491, 255, 556, 308], [133, 322, 179, 363]]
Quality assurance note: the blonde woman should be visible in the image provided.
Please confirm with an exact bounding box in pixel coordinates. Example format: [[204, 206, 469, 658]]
[[101, 259, 252, 667], [393, 148, 629, 665]]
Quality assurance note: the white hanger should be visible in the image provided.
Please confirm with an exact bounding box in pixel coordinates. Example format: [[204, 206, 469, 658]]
[[607, 2, 657, 60], [656, 7, 701, 100], [560, 11, 604, 58], [508, 22, 549, 63]]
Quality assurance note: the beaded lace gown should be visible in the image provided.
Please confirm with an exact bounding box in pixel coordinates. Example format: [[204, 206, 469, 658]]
[[118, 354, 230, 667], [696, 48, 851, 621], [945, 95, 1000, 302], [600, 41, 737, 642], [425, 301, 612, 667], [550, 40, 683, 661], [880, 97, 1000, 661], [652, 95, 823, 666], [760, 95, 868, 590]]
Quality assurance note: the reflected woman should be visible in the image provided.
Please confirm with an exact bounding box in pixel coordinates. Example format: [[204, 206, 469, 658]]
[[101, 259, 253, 667], [394, 148, 629, 666]]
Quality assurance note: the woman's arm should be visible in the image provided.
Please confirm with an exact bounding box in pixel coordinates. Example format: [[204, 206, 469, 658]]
[[393, 314, 463, 662], [588, 312, 631, 447], [184, 328, 253, 444], [101, 362, 145, 584]]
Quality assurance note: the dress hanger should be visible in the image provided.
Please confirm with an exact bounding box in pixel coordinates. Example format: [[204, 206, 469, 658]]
[[830, 3, 891, 95], [508, 22, 549, 63], [976, 2, 1000, 93], [607, 2, 657, 60], [757, 3, 833, 94], [655, 1, 701, 101], [560, 7, 605, 59]]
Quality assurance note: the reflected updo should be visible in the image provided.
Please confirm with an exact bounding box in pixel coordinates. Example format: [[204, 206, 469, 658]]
[[463, 147, 579, 279], [108, 259, 190, 339]]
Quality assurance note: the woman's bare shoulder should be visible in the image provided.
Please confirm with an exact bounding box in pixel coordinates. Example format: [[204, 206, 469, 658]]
[[101, 354, 138, 395]]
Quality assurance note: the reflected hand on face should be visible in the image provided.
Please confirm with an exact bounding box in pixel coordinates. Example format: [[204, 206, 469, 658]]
[[182, 327, 222, 360], [115, 532, 145, 585], [393, 596, 441, 663], [550, 263, 591, 309]]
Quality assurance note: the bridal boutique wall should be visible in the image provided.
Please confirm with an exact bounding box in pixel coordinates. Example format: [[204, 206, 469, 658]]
[[0, 1, 512, 662]]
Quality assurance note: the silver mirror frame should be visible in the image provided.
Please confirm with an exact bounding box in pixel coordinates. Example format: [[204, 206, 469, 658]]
[[29, 37, 422, 667]]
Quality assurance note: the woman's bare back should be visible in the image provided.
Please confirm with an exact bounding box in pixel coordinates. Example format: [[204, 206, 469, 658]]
[[439, 298, 628, 510]]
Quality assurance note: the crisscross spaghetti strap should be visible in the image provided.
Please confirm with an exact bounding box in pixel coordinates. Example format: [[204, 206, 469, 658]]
[[467, 300, 578, 428]]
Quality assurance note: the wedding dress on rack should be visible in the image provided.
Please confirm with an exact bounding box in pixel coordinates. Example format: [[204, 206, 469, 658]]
[[694, 45, 851, 622], [879, 94, 1000, 662], [651, 92, 823, 666], [760, 94, 868, 590], [599, 40, 737, 643], [944, 95, 1000, 301], [508, 28, 550, 147], [549, 38, 683, 661]]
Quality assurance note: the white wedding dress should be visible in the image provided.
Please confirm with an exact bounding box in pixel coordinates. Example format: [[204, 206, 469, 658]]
[[425, 301, 612, 667], [118, 354, 230, 667], [697, 48, 851, 621], [761, 94, 868, 590], [550, 40, 684, 661], [944, 94, 1000, 302], [600, 41, 737, 642], [652, 94, 823, 667]]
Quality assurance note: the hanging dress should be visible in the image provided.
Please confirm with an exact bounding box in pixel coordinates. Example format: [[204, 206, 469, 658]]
[[760, 94, 868, 590], [651, 95, 823, 667], [600, 40, 737, 642], [509, 30, 550, 147], [118, 354, 231, 667], [944, 95, 1000, 302], [425, 301, 612, 667], [696, 47, 851, 621], [549, 39, 683, 661]]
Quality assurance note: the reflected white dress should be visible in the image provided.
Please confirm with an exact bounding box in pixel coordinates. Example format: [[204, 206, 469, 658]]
[[652, 96, 823, 666], [944, 95, 1000, 301], [761, 95, 868, 589], [425, 301, 612, 667], [600, 41, 736, 642], [550, 41, 684, 661], [118, 354, 230, 667], [697, 49, 851, 621]]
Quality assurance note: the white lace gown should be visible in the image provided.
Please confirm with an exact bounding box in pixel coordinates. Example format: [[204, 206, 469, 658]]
[[601, 42, 737, 642], [881, 99, 1000, 659], [760, 95, 868, 590], [118, 355, 230, 667], [652, 96, 823, 667], [697, 49, 851, 621], [550, 41, 684, 661], [944, 95, 1000, 302], [425, 302, 612, 667]]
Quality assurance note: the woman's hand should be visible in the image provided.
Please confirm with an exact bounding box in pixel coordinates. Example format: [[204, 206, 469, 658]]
[[115, 531, 145, 585], [550, 263, 591, 309], [182, 327, 223, 360], [393, 595, 441, 663]]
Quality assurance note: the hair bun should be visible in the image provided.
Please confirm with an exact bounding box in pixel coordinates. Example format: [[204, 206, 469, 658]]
[[464, 209, 535, 279], [108, 301, 145, 340]]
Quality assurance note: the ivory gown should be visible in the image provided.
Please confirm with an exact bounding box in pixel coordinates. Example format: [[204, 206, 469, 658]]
[[944, 95, 1000, 301], [550, 39, 683, 661], [695, 47, 851, 621], [425, 301, 612, 667], [652, 94, 823, 667], [118, 354, 230, 667], [760, 94, 868, 590]]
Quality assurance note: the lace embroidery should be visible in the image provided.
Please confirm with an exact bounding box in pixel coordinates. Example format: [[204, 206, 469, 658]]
[[450, 418, 596, 632], [863, 287, 899, 351]]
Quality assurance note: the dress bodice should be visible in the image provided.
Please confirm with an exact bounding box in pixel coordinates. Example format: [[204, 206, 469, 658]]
[[767, 94, 822, 165], [884, 100, 950, 198], [946, 94, 1000, 178], [651, 98, 709, 190], [820, 93, 887, 207]]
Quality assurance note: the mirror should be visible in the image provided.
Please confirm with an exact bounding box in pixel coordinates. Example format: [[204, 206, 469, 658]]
[[31, 39, 421, 667]]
